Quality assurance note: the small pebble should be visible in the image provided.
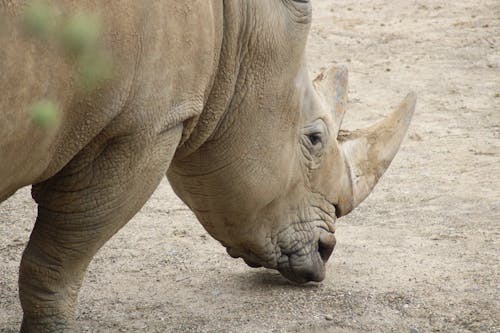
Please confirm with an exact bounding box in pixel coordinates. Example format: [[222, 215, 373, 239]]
[[325, 315, 333, 321], [409, 328, 420, 333]]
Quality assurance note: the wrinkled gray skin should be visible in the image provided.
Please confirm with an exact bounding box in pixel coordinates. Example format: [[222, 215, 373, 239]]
[[0, 1, 415, 331]]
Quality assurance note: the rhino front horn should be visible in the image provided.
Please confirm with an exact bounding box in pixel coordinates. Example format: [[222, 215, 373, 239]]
[[336, 92, 417, 216]]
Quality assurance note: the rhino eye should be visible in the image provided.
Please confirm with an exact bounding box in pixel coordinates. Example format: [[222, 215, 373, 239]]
[[307, 132, 322, 146], [302, 120, 328, 156]]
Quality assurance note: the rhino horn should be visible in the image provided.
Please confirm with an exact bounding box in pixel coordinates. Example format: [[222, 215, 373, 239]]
[[336, 92, 417, 216], [313, 65, 348, 135]]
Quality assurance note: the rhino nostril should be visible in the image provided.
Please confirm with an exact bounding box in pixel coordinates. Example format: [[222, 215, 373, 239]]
[[318, 241, 332, 263], [318, 233, 336, 263]]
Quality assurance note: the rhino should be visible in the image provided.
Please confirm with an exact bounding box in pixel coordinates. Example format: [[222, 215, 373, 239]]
[[1, 0, 416, 331]]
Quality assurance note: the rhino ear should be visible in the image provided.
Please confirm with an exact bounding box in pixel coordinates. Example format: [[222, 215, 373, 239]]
[[313, 65, 348, 135], [336, 92, 417, 216]]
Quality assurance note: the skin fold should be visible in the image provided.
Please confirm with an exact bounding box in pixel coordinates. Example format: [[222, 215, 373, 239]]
[[0, 1, 415, 331]]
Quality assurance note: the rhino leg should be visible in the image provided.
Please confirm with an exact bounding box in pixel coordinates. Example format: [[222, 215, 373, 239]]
[[18, 125, 182, 332]]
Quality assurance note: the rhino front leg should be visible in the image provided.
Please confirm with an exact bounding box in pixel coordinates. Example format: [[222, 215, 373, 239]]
[[18, 125, 183, 332]]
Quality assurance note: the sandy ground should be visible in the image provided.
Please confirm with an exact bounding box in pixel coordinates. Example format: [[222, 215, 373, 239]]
[[1, 0, 499, 332]]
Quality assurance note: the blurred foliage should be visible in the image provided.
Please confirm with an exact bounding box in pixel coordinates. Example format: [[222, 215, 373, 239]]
[[61, 13, 101, 56], [30, 99, 60, 129], [22, 1, 56, 38], [77, 50, 112, 92], [21, 0, 113, 129]]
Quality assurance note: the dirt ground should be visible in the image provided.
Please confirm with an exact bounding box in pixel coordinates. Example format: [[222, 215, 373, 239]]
[[1, 0, 499, 332]]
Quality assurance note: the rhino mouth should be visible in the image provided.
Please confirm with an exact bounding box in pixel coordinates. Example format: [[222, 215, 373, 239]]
[[226, 225, 336, 284], [226, 247, 264, 268]]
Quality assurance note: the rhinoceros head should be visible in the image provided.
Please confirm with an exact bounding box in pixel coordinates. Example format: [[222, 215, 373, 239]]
[[168, 1, 416, 283]]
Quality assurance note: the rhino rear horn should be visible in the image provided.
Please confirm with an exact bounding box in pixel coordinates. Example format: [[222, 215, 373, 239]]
[[313, 65, 348, 135], [336, 92, 417, 216]]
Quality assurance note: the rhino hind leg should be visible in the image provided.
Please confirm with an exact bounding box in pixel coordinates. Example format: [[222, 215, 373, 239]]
[[18, 125, 182, 332]]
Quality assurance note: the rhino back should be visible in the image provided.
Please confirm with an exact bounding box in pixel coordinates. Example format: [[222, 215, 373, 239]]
[[0, 0, 222, 201]]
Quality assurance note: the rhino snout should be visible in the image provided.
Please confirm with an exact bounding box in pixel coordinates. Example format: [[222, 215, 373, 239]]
[[226, 228, 336, 284], [278, 231, 336, 284]]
